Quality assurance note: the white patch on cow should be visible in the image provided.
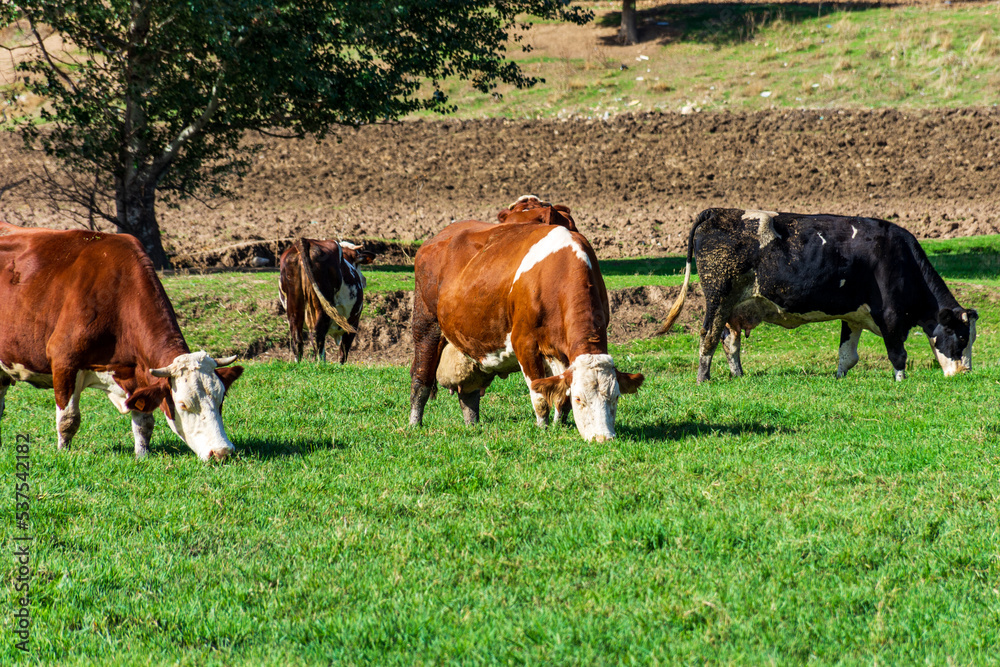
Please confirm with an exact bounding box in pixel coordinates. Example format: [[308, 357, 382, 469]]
[[928, 320, 975, 377], [344, 259, 367, 289], [851, 225, 858, 239], [512, 227, 590, 289], [479, 333, 518, 374], [731, 298, 883, 336], [511, 194, 543, 209], [742, 210, 779, 248], [894, 369, 905, 382], [568, 354, 621, 442], [151, 351, 236, 461], [817, 232, 827, 245], [544, 357, 567, 377], [839, 279, 846, 288], [0, 361, 54, 388]]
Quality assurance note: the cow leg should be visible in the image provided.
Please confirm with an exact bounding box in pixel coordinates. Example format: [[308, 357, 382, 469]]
[[514, 344, 551, 428], [53, 368, 83, 450], [339, 333, 356, 365], [314, 315, 331, 363], [837, 322, 863, 378], [131, 411, 155, 459], [410, 295, 444, 427], [288, 306, 305, 363], [698, 306, 729, 384], [457, 390, 481, 426], [885, 336, 908, 381], [722, 326, 743, 377]]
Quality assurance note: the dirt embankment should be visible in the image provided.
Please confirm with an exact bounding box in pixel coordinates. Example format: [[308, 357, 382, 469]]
[[253, 284, 705, 366], [1, 108, 999, 266]]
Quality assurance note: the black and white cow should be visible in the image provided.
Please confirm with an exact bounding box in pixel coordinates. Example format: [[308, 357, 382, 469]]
[[658, 208, 978, 383]]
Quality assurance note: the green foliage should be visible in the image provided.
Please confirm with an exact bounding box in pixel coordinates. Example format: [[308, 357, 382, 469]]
[[1, 1, 592, 264]]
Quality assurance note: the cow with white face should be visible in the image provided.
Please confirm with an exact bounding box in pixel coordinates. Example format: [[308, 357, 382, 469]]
[[658, 208, 979, 383], [123, 352, 243, 461], [410, 200, 643, 441], [0, 222, 244, 460]]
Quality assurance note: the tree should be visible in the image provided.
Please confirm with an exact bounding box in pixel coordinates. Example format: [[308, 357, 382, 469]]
[[619, 1, 638, 45], [1, 1, 591, 268]]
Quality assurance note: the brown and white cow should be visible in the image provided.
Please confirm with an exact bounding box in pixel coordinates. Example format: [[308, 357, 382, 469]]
[[278, 238, 376, 364], [410, 201, 644, 442], [0, 222, 243, 460]]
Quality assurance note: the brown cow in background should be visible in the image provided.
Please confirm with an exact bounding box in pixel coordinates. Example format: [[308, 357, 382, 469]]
[[278, 239, 376, 363]]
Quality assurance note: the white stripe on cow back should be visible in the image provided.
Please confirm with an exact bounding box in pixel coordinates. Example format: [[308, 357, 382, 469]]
[[512, 226, 591, 290]]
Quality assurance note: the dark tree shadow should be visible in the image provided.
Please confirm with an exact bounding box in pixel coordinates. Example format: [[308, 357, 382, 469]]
[[595, 2, 884, 47], [617, 420, 789, 441]]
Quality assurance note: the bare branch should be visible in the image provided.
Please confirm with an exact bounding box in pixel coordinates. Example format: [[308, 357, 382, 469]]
[[27, 17, 79, 95], [0, 177, 28, 201]]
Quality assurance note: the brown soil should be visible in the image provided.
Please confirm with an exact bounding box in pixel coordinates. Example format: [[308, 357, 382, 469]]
[[3, 109, 997, 266], [253, 284, 705, 366]]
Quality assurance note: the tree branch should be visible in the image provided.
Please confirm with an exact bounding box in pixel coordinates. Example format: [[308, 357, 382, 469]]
[[147, 35, 246, 182], [26, 17, 79, 95]]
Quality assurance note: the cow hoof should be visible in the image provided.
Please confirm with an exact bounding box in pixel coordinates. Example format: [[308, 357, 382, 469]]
[[134, 448, 150, 460]]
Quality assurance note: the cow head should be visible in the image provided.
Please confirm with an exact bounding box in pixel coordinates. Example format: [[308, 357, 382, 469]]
[[125, 351, 244, 461], [340, 241, 377, 266], [531, 353, 644, 442], [928, 307, 978, 376]]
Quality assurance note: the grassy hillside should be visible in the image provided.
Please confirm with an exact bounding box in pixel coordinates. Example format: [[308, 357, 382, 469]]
[[420, 3, 1000, 119]]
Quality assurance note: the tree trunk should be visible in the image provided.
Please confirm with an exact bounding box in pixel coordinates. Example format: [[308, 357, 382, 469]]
[[116, 179, 171, 270], [620, 1, 638, 45]]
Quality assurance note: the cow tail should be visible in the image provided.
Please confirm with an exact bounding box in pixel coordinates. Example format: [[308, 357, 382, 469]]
[[655, 210, 708, 336], [296, 238, 357, 334]]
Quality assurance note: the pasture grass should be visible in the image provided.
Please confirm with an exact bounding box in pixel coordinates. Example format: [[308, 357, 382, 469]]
[[420, 3, 1000, 118], [3, 245, 999, 663]]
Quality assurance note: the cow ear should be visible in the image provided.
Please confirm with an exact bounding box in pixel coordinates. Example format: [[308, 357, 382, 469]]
[[938, 308, 958, 327], [125, 384, 170, 413], [358, 250, 377, 265], [497, 208, 511, 223], [216, 366, 244, 391], [962, 309, 978, 323], [530, 372, 572, 406], [617, 371, 645, 394]]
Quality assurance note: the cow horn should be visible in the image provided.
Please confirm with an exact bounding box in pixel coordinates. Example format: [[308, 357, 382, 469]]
[[961, 311, 969, 323], [150, 367, 171, 378], [215, 355, 238, 367]]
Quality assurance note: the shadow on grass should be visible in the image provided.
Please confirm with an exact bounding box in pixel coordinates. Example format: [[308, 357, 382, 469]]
[[600, 256, 692, 277], [595, 2, 880, 47], [123, 436, 348, 460], [618, 420, 789, 441], [928, 253, 1000, 281], [235, 437, 349, 460]]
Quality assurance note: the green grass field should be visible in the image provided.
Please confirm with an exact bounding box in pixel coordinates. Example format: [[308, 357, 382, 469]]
[[416, 3, 1000, 119], [3, 237, 999, 664]]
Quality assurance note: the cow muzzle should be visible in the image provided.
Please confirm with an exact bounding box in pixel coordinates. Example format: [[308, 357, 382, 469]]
[[207, 445, 235, 462]]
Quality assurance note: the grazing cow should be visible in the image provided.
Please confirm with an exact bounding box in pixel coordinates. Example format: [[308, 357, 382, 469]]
[[278, 238, 376, 363], [658, 208, 978, 383], [0, 222, 244, 460], [410, 202, 644, 442]]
